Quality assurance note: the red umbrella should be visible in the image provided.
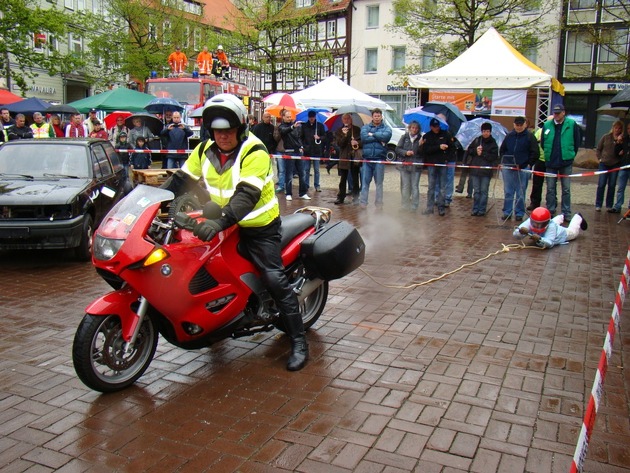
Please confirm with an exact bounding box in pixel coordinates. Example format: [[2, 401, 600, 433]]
[[104, 111, 132, 129], [0, 88, 22, 106]]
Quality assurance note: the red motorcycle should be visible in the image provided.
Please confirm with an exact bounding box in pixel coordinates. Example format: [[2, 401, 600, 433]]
[[72, 185, 365, 392]]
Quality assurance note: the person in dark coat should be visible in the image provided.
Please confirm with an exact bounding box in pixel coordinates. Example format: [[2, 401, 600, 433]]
[[500, 116, 539, 221], [300, 110, 326, 192], [251, 112, 277, 155], [160, 111, 193, 168], [332, 113, 361, 205], [468, 122, 499, 216], [420, 118, 452, 216]]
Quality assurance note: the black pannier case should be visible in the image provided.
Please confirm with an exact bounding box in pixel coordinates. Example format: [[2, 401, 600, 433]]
[[301, 221, 365, 280]]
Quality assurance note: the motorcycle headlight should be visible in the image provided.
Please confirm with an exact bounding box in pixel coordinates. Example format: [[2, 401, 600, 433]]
[[93, 235, 125, 260]]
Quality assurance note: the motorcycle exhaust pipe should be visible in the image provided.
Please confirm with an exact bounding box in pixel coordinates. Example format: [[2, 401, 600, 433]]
[[296, 278, 324, 304]]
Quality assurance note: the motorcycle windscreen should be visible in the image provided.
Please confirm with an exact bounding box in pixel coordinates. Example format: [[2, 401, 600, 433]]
[[98, 185, 174, 239]]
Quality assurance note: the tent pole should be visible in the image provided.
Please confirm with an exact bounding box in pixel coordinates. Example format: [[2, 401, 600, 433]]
[[536, 86, 551, 129]]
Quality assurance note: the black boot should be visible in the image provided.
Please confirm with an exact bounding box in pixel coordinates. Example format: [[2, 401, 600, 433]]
[[281, 312, 309, 371], [287, 336, 308, 371]]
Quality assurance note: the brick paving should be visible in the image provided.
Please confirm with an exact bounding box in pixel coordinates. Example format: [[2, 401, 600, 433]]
[[1, 167, 629, 472]]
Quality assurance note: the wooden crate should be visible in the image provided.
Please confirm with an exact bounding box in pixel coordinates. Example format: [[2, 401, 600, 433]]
[[132, 169, 174, 186]]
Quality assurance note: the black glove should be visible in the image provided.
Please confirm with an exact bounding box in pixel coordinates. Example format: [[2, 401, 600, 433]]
[[530, 233, 541, 243], [192, 219, 222, 241]]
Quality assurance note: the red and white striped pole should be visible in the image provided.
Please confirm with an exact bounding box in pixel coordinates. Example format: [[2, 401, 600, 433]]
[[570, 247, 630, 473]]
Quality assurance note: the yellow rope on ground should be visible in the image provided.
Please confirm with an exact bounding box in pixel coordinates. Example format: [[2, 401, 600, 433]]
[[360, 241, 544, 289]]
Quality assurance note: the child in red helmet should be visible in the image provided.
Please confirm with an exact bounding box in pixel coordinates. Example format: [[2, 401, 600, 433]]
[[513, 207, 588, 248]]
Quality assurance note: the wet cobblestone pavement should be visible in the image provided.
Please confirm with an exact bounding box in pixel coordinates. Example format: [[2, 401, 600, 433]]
[[1, 170, 629, 472]]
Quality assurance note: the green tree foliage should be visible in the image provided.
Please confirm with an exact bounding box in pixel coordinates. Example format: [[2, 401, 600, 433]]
[[216, 0, 335, 92], [390, 0, 558, 75], [85, 0, 205, 87], [0, 0, 86, 93]]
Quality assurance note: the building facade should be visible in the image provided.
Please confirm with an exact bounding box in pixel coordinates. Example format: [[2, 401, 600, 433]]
[[559, 0, 630, 147]]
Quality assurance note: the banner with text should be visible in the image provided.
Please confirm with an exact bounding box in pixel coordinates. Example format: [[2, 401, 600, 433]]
[[429, 89, 527, 117]]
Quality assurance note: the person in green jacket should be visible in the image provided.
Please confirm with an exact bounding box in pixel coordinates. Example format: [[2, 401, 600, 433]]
[[541, 104, 582, 220]]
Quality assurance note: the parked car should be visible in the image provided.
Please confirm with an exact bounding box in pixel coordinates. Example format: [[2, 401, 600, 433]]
[[0, 138, 129, 260]]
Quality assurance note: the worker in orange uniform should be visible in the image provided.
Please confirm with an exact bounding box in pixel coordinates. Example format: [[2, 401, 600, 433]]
[[214, 45, 230, 80], [196, 46, 213, 76], [168, 46, 188, 76]]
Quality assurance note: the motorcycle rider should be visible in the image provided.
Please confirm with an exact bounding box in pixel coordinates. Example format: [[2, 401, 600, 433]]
[[161, 94, 308, 371]]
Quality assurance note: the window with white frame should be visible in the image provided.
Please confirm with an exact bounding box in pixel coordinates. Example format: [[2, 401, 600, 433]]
[[77, 0, 85, 10], [296, 0, 314, 7], [149, 23, 157, 41], [565, 31, 593, 63], [183, 26, 190, 49], [522, 46, 538, 64], [392, 46, 405, 71], [367, 5, 379, 29], [193, 29, 201, 51], [421, 46, 435, 71], [327, 20, 336, 38], [365, 48, 378, 73], [69, 33, 83, 55], [163, 21, 172, 44], [64, 0, 74, 10], [569, 0, 596, 9], [599, 28, 628, 62]]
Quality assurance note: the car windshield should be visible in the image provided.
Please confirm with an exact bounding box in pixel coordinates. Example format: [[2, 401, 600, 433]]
[[145, 82, 200, 105], [0, 143, 89, 178]]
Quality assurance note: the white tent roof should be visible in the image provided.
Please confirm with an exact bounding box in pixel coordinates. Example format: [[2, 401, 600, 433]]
[[291, 75, 392, 110], [407, 28, 552, 89]]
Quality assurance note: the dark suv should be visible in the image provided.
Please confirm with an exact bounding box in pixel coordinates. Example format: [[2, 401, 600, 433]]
[[0, 138, 129, 260]]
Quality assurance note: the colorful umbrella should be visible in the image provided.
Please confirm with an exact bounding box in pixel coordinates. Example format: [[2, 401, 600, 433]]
[[262, 92, 301, 109], [264, 104, 301, 119], [295, 109, 332, 129], [403, 108, 449, 132], [104, 111, 133, 129], [324, 104, 373, 132]]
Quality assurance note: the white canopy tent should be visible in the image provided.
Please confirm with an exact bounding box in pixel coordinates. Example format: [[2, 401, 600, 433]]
[[407, 27, 563, 126], [291, 75, 393, 111]]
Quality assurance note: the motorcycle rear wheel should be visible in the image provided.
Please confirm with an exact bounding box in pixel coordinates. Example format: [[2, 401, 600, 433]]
[[275, 278, 328, 332], [72, 314, 158, 393]]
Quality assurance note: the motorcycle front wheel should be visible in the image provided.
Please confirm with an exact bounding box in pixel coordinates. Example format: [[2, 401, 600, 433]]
[[72, 314, 158, 393]]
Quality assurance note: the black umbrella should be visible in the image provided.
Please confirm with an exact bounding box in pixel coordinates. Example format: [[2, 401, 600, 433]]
[[609, 88, 630, 108], [124, 113, 164, 135], [46, 104, 79, 115], [421, 101, 467, 134]]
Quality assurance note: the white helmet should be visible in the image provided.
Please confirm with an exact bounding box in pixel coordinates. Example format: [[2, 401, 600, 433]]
[[217, 45, 224, 51], [202, 93, 248, 141]]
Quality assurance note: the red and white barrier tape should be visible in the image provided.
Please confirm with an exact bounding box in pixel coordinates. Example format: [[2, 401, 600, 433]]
[[114, 149, 630, 179], [570, 247, 629, 473]]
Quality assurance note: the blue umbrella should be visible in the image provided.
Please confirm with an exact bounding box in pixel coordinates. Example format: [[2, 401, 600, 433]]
[[6, 97, 52, 114], [144, 97, 184, 115], [295, 108, 331, 129], [403, 108, 449, 132]]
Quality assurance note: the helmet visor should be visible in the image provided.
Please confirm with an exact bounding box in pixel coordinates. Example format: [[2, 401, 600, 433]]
[[530, 219, 548, 234]]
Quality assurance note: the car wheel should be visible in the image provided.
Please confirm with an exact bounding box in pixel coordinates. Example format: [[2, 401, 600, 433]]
[[75, 214, 94, 261], [386, 146, 396, 161]]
